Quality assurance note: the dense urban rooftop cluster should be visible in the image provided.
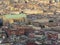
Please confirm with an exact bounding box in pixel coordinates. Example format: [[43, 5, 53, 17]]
[[0, 0, 60, 15], [0, 0, 60, 45]]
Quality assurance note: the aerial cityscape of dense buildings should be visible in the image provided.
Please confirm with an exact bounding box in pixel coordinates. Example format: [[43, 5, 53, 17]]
[[0, 0, 60, 15], [0, 0, 60, 45]]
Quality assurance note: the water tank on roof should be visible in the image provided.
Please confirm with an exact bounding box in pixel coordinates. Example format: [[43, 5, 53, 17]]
[[49, 20, 54, 22]]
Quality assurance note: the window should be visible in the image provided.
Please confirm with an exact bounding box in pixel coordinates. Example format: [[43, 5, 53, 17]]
[[14, 20, 19, 22]]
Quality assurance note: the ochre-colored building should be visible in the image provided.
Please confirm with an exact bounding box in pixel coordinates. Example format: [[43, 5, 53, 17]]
[[3, 13, 27, 24]]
